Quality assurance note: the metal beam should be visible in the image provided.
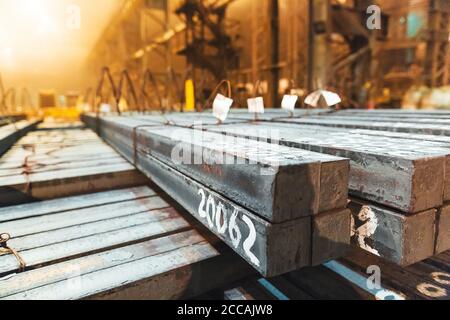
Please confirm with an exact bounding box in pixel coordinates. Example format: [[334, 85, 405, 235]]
[[92, 115, 349, 222], [82, 114, 351, 276], [0, 120, 40, 156], [205, 121, 449, 213]]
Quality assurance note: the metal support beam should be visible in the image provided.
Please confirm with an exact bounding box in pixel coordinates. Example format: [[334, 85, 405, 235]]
[[308, 0, 331, 91], [268, 0, 280, 107], [206, 121, 449, 213]]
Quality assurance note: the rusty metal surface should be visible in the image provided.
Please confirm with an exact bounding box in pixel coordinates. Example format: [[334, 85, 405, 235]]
[[0, 186, 253, 300], [0, 124, 146, 206], [274, 116, 450, 136], [91, 115, 349, 222], [0, 120, 41, 156], [82, 110, 449, 273], [205, 121, 450, 213], [82, 114, 352, 276], [213, 250, 450, 300]]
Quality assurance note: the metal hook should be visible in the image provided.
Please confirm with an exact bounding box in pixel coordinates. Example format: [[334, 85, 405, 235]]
[[0, 233, 10, 247]]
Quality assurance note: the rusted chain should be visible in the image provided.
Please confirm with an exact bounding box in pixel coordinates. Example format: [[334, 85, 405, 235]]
[[0, 233, 26, 272], [141, 69, 163, 112]]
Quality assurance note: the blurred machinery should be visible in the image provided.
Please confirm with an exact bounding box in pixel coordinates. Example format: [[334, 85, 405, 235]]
[[39, 91, 81, 120], [82, 0, 450, 109]]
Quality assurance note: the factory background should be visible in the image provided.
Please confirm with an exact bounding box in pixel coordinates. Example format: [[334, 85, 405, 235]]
[[0, 0, 450, 302], [1, 0, 449, 114]]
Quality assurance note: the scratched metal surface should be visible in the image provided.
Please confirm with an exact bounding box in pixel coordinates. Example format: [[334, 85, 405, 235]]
[[136, 153, 312, 277], [349, 198, 437, 266], [0, 114, 26, 126], [82, 114, 351, 276], [205, 122, 450, 213], [0, 186, 253, 300], [93, 116, 349, 222], [210, 250, 450, 300], [88, 118, 312, 276], [82, 111, 450, 273], [274, 117, 450, 136], [338, 109, 450, 116], [0, 120, 41, 156], [321, 115, 450, 125], [0, 124, 146, 206]]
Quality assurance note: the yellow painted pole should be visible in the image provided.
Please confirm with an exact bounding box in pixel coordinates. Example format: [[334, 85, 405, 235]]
[[185, 79, 195, 111]]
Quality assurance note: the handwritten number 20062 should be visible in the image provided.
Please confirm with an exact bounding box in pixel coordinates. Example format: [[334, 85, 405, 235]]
[[197, 188, 260, 267]]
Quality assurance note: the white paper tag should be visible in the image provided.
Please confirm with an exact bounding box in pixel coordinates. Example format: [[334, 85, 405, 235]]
[[82, 103, 91, 112], [281, 95, 298, 111], [100, 103, 111, 113], [247, 97, 265, 114], [213, 94, 233, 122]]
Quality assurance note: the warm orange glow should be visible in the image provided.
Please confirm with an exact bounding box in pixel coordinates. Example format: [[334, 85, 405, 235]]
[[0, 0, 124, 98]]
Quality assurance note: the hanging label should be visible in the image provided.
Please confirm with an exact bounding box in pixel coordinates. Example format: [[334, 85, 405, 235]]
[[82, 103, 91, 112], [100, 103, 111, 113], [247, 97, 265, 114], [281, 95, 298, 112], [213, 94, 233, 122]]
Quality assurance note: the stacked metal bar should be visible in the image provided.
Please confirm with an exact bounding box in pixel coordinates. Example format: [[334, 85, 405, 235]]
[[203, 117, 450, 266], [0, 186, 253, 300], [209, 250, 450, 300], [336, 109, 450, 117], [36, 120, 86, 131], [82, 114, 351, 277], [320, 110, 450, 257], [314, 110, 450, 262], [275, 112, 450, 136], [0, 119, 41, 156], [225, 109, 333, 121], [85, 109, 450, 268], [0, 122, 146, 206], [0, 114, 26, 127]]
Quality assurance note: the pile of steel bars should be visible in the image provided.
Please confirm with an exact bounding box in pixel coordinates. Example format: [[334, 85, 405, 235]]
[[275, 113, 450, 136], [213, 249, 450, 300], [0, 114, 26, 127], [83, 108, 450, 270], [0, 119, 41, 156], [83, 113, 351, 277], [0, 186, 253, 299], [0, 122, 146, 207], [203, 110, 450, 265]]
